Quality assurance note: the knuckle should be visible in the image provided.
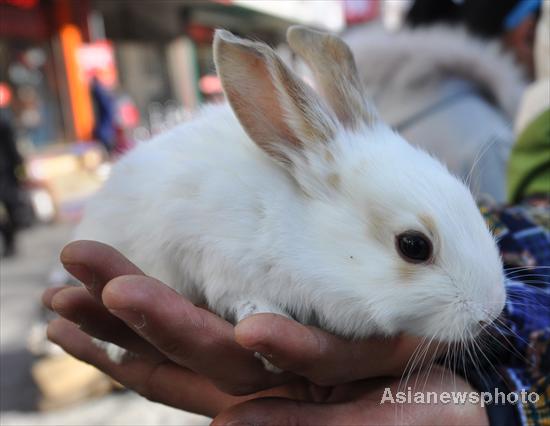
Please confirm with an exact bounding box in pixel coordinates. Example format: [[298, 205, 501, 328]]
[[154, 308, 211, 363], [155, 327, 212, 364], [134, 362, 165, 402], [157, 337, 196, 363]]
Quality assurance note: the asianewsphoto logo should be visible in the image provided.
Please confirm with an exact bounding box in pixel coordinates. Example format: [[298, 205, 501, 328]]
[[380, 387, 539, 408]]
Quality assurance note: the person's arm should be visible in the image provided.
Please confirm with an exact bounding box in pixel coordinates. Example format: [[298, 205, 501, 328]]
[[497, 279, 550, 426], [453, 278, 550, 426], [468, 199, 550, 426]]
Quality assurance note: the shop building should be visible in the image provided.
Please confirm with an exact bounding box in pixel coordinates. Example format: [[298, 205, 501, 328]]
[[1, 0, 383, 150], [0, 0, 382, 220]]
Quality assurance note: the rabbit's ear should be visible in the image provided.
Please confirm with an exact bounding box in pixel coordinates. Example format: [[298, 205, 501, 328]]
[[287, 26, 377, 130], [214, 29, 336, 166]]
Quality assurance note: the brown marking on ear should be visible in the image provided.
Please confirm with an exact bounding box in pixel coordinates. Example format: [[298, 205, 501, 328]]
[[287, 26, 378, 129], [325, 37, 349, 63], [419, 214, 437, 238], [271, 59, 334, 144], [327, 172, 340, 189], [217, 43, 301, 165], [215, 30, 335, 168], [324, 149, 335, 163]]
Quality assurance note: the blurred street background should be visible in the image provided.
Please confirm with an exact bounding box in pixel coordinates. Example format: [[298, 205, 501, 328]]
[[2, 223, 212, 425]]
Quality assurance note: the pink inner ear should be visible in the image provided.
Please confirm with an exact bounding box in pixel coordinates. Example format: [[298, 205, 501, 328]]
[[218, 42, 302, 166], [216, 35, 335, 166]]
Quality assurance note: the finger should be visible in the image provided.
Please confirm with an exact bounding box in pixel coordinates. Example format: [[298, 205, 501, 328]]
[[46, 318, 242, 417], [102, 275, 295, 395], [42, 286, 72, 310], [235, 314, 423, 385], [213, 397, 362, 426], [50, 287, 163, 360], [60, 240, 144, 299]]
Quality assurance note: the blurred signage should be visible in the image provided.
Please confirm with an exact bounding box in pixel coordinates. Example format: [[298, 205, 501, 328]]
[[0, 0, 46, 39], [0, 82, 12, 107], [186, 23, 214, 43], [77, 41, 118, 89], [199, 74, 222, 95], [0, 0, 39, 8], [343, 0, 379, 25]]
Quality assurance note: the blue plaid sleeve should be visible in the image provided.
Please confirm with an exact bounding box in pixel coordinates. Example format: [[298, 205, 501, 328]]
[[475, 199, 550, 426]]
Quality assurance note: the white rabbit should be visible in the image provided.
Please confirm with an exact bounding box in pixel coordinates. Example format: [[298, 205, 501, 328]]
[[75, 27, 506, 368]]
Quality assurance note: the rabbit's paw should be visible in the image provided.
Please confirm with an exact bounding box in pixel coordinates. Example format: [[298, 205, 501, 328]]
[[235, 300, 288, 374], [254, 351, 283, 374], [92, 338, 131, 363]]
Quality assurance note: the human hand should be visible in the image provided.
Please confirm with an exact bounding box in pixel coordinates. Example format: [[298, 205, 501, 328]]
[[212, 365, 489, 426], [44, 240, 445, 419]]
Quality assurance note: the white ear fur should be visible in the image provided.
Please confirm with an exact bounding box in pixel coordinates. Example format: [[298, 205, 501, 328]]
[[286, 25, 378, 129], [213, 29, 337, 166]]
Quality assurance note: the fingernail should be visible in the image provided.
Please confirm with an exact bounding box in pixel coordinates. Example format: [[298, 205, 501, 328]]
[[109, 309, 147, 329], [50, 294, 68, 315], [62, 263, 97, 290], [46, 322, 62, 342], [42, 286, 66, 309]]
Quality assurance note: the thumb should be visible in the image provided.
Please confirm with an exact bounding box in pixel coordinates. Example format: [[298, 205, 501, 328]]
[[212, 397, 359, 426]]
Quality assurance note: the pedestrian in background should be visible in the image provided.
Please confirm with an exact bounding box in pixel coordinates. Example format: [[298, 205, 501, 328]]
[[91, 76, 116, 156], [0, 115, 24, 256], [346, 0, 541, 203], [508, 0, 549, 204]]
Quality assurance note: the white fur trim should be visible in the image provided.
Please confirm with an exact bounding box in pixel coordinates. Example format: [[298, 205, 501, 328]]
[[344, 24, 527, 121]]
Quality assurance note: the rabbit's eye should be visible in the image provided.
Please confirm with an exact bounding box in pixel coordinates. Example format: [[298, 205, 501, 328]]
[[396, 231, 432, 263]]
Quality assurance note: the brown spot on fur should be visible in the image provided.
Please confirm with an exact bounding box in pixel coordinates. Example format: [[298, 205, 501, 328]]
[[397, 262, 417, 284], [324, 150, 335, 163], [366, 208, 421, 284], [327, 172, 340, 189], [419, 214, 437, 238], [396, 215, 437, 283], [366, 207, 390, 246]]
